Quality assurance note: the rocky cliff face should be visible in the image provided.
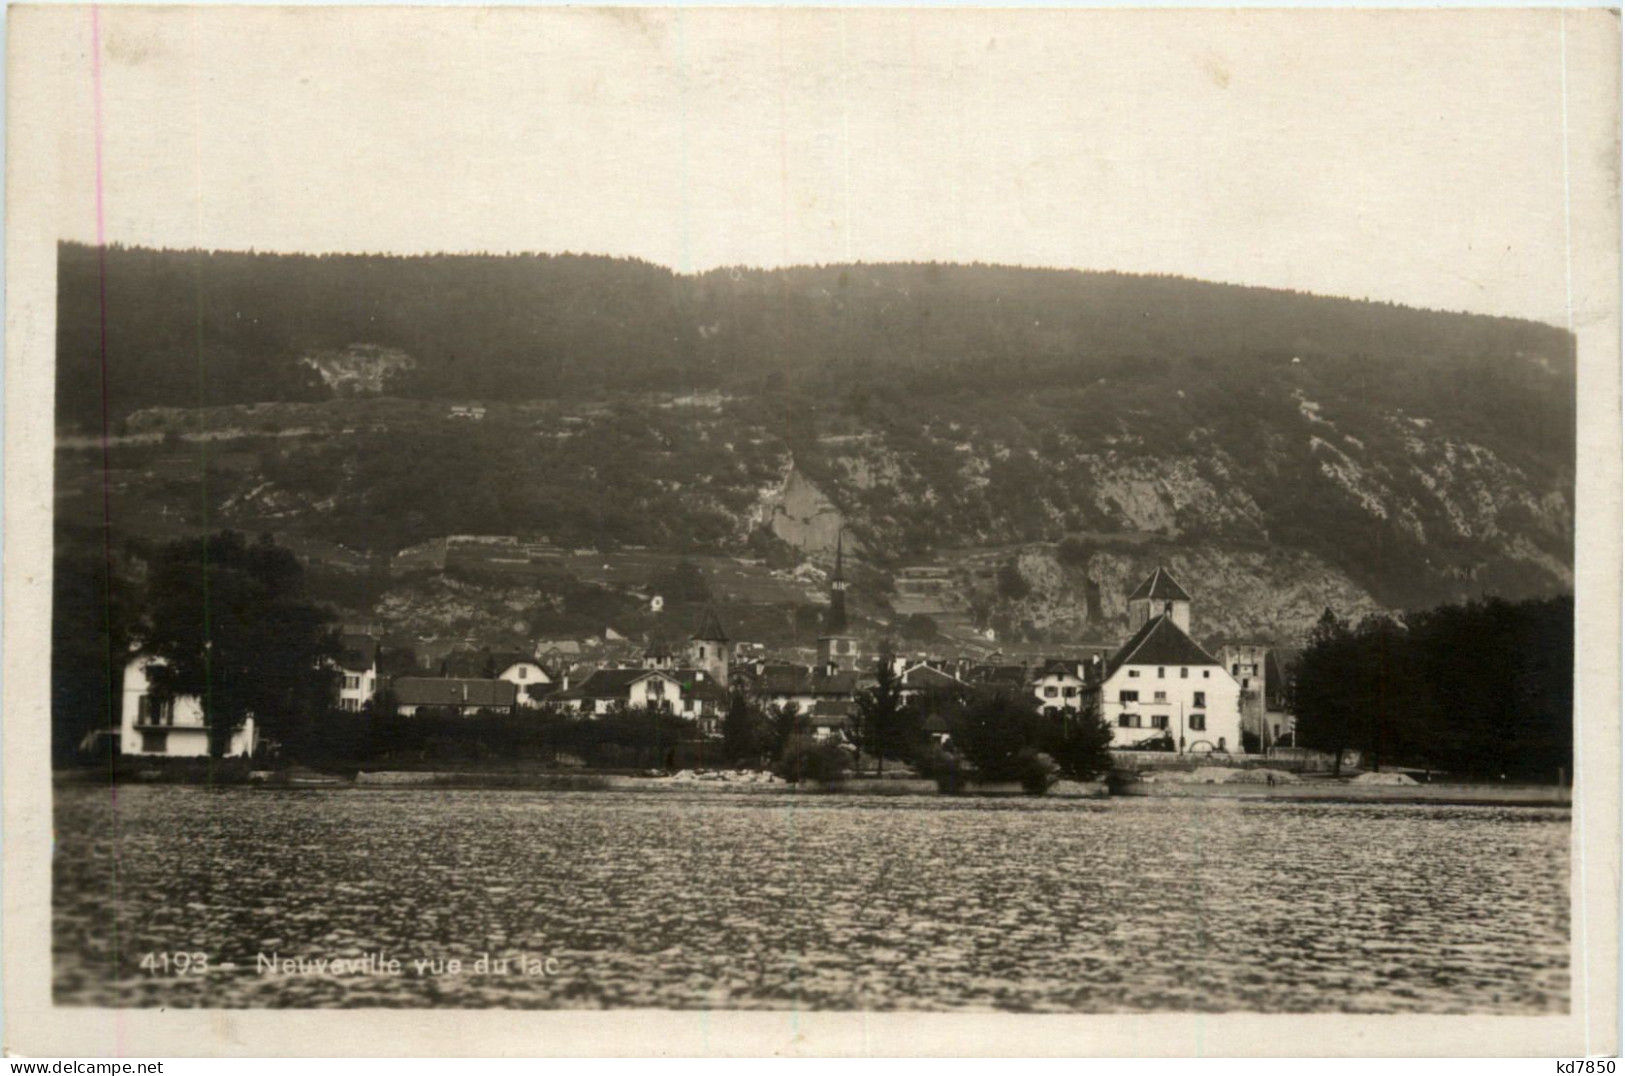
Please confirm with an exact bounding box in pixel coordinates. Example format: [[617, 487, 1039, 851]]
[[991, 543, 1388, 647], [755, 463, 846, 557], [300, 344, 415, 396], [788, 383, 1571, 615]]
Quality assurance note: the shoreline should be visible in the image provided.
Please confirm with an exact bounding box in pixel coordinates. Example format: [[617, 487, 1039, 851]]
[[1112, 780, 1570, 807], [54, 767, 1568, 805]]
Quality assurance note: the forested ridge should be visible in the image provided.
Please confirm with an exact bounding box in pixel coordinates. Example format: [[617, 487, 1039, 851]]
[[54, 243, 1576, 621], [59, 242, 1573, 445]]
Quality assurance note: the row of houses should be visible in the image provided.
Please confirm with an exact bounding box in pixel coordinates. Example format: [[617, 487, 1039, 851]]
[[116, 565, 1300, 761]]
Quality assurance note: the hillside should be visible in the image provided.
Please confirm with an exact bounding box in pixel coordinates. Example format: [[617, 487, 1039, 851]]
[[54, 243, 1575, 649]]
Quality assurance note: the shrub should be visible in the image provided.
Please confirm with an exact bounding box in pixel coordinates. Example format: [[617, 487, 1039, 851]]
[[1043, 707, 1115, 779], [947, 688, 1045, 781], [900, 613, 940, 642], [1015, 749, 1060, 795], [996, 560, 1030, 601], [914, 743, 969, 793], [1056, 537, 1092, 567], [773, 741, 852, 786]]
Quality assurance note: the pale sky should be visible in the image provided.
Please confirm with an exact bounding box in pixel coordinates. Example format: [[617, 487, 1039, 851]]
[[28, 6, 1622, 325]]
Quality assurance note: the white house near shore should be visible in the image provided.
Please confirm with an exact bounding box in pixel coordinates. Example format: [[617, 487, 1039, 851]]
[[493, 655, 552, 708], [1031, 659, 1090, 717], [1095, 568, 1243, 753], [336, 633, 379, 712], [120, 655, 258, 758]]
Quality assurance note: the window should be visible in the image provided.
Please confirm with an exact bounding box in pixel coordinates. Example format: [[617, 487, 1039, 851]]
[[1044, 686, 1058, 698], [1119, 690, 1139, 703], [646, 679, 666, 696], [1242, 678, 1250, 689], [1153, 691, 1167, 702], [699, 646, 707, 660], [1117, 714, 1142, 728], [1063, 686, 1077, 698], [1157, 667, 1166, 678], [344, 675, 360, 690], [1194, 691, 1206, 707], [517, 667, 527, 680], [684, 699, 695, 713], [1128, 670, 1140, 678], [1232, 664, 1240, 675], [341, 698, 359, 712], [1180, 667, 1189, 679], [1190, 713, 1206, 731], [1150, 714, 1169, 729], [140, 730, 168, 753], [136, 696, 173, 726], [1203, 670, 1210, 678]]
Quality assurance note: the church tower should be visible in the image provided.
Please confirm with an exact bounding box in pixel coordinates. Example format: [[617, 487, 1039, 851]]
[[826, 529, 848, 633], [687, 606, 731, 686], [817, 529, 859, 672], [1126, 566, 1193, 634], [643, 632, 676, 671]]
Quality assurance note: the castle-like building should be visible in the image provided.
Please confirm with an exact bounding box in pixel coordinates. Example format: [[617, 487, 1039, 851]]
[[1094, 566, 1243, 753]]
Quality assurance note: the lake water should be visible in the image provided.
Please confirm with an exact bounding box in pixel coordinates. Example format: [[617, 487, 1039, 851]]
[[53, 786, 1569, 1012]]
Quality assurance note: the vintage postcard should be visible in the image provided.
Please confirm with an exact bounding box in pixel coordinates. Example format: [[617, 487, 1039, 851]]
[[3, 4, 1619, 1058]]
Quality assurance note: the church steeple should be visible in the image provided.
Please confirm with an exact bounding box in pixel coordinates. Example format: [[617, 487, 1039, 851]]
[[816, 528, 858, 672], [826, 528, 848, 634]]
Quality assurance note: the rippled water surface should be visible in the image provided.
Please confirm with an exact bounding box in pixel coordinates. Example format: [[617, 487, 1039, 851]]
[[53, 786, 1568, 1011]]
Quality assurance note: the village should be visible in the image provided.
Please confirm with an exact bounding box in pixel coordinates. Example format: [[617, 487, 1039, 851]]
[[114, 539, 1311, 784]]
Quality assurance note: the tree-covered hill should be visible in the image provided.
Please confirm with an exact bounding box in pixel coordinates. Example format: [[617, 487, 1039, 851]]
[[55, 243, 1575, 619], [59, 243, 1572, 449]]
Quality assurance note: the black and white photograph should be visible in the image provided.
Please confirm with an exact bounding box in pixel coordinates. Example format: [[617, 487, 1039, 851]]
[[4, 3, 1619, 1058]]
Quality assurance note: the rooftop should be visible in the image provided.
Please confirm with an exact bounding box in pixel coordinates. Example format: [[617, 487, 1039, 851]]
[[1128, 566, 1193, 603], [691, 607, 730, 642], [394, 677, 518, 709], [1108, 614, 1222, 676]]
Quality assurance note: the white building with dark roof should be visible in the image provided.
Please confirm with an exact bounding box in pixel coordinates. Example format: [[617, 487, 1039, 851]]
[[491, 653, 552, 708], [336, 633, 380, 712], [1097, 568, 1243, 753], [1029, 658, 1093, 716], [554, 667, 730, 731]]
